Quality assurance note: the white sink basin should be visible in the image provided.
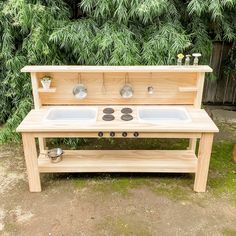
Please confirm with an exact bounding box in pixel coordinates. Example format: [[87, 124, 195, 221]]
[[44, 107, 97, 123], [138, 107, 191, 124]]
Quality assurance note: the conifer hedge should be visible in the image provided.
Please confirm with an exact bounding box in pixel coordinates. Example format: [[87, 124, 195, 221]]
[[0, 0, 236, 143]]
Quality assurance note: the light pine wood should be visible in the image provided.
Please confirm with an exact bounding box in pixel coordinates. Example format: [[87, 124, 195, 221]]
[[194, 133, 214, 192], [188, 138, 197, 151], [194, 72, 205, 108], [38, 87, 56, 93], [38, 150, 197, 173], [32, 132, 201, 139], [21, 65, 213, 73], [23, 67, 212, 107], [189, 73, 205, 152], [18, 65, 217, 192], [30, 72, 41, 109], [38, 137, 46, 152], [179, 86, 198, 92], [16, 106, 219, 133], [35, 72, 197, 106], [22, 133, 41, 192]]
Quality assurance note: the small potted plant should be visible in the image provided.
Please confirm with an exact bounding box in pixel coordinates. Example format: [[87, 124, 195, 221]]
[[41, 76, 52, 89]]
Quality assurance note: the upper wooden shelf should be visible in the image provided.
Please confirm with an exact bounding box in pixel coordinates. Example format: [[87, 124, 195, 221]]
[[21, 65, 213, 73]]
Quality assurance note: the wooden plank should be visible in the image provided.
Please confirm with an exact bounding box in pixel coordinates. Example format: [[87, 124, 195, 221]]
[[22, 133, 41, 192], [38, 150, 197, 173], [179, 86, 198, 92], [188, 73, 203, 151], [188, 138, 197, 151], [194, 72, 205, 108], [21, 65, 213, 73], [38, 137, 46, 152], [33, 132, 201, 139], [37, 72, 197, 106], [30, 72, 41, 109], [41, 98, 195, 105], [194, 133, 214, 192], [189, 72, 206, 152], [38, 87, 56, 93]]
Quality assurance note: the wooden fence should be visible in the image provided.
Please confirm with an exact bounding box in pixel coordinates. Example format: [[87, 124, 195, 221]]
[[203, 42, 236, 105]]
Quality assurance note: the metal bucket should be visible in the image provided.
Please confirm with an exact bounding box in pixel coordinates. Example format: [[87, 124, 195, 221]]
[[47, 148, 64, 163]]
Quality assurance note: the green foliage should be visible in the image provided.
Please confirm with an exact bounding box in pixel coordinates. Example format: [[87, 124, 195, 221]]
[[143, 22, 191, 64], [0, 0, 236, 143]]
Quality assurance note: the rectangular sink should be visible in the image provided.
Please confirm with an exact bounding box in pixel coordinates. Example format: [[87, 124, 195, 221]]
[[138, 106, 191, 124], [44, 107, 98, 123]]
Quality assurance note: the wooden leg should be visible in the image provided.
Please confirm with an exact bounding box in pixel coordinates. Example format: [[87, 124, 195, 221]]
[[38, 137, 46, 152], [22, 133, 41, 192], [188, 138, 197, 152], [194, 133, 214, 192]]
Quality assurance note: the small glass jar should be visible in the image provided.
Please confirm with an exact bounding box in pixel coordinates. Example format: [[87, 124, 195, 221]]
[[192, 53, 202, 66], [185, 55, 191, 65]]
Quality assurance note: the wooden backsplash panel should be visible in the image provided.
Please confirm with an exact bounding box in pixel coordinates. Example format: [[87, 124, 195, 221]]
[[36, 72, 197, 105]]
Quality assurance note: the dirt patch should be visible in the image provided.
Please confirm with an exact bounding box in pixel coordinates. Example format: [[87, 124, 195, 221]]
[[0, 123, 236, 235], [0, 208, 6, 231], [1, 180, 236, 235], [0, 148, 25, 196]]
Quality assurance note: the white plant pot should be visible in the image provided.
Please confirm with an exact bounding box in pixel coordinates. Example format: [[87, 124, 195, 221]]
[[41, 80, 51, 89]]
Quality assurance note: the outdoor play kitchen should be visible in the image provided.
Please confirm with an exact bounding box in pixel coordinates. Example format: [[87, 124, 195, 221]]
[[16, 64, 218, 193]]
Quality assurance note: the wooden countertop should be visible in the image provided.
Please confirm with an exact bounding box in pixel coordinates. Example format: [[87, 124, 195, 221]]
[[16, 106, 218, 133], [21, 65, 213, 73]]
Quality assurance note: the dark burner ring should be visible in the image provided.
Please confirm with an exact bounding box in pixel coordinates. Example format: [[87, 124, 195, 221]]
[[121, 114, 133, 121], [103, 107, 115, 114], [121, 108, 133, 114], [102, 114, 115, 121]]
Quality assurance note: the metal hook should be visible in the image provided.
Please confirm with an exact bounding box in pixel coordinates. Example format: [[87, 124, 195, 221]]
[[78, 73, 81, 84], [102, 73, 106, 93], [125, 73, 130, 84], [148, 72, 154, 94]]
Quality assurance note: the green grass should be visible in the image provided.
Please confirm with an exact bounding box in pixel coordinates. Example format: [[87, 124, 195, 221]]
[[70, 139, 236, 202], [72, 177, 88, 189], [72, 174, 150, 196], [222, 228, 236, 236], [208, 141, 236, 201]]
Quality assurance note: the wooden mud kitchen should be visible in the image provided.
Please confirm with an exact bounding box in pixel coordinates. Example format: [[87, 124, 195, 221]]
[[17, 65, 218, 192]]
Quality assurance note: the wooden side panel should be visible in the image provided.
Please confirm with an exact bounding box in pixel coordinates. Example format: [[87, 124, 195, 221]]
[[31, 72, 41, 109], [189, 72, 205, 152], [194, 72, 205, 108], [36, 72, 198, 105]]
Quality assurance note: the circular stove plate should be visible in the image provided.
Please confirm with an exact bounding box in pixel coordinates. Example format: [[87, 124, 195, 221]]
[[102, 114, 115, 121], [121, 107, 133, 114], [103, 107, 115, 114], [121, 114, 133, 121]]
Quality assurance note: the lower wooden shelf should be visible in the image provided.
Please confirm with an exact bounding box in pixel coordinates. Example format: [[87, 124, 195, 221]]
[[38, 150, 197, 173]]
